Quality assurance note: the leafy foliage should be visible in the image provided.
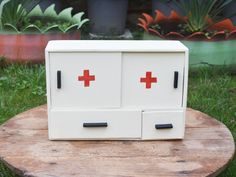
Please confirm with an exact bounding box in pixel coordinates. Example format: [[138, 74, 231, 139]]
[[0, 0, 89, 33], [0, 0, 40, 30], [175, 0, 235, 33]]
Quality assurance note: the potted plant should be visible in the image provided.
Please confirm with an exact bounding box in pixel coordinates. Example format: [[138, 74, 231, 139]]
[[0, 0, 88, 62], [138, 0, 236, 67], [87, 0, 128, 36]]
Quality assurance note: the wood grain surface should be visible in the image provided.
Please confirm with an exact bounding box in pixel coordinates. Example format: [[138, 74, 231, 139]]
[[0, 105, 234, 177]]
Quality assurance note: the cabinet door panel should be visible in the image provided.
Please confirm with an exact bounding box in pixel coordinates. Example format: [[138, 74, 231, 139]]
[[49, 52, 121, 108], [122, 52, 185, 109]]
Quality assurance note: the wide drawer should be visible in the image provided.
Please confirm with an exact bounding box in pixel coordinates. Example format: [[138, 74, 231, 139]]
[[142, 110, 185, 140], [49, 109, 142, 140]]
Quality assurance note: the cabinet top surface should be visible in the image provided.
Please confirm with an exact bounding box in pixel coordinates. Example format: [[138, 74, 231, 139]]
[[46, 40, 188, 52]]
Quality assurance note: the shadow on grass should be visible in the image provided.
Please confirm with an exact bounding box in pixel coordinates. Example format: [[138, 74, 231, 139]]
[[0, 161, 20, 177]]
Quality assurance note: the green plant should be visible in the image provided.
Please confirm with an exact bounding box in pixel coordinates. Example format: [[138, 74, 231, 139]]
[[0, 0, 89, 33], [0, 0, 40, 30], [175, 0, 235, 33], [27, 4, 89, 33], [0, 64, 47, 128]]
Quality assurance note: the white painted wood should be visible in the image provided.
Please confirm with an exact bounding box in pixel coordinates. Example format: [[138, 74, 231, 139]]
[[45, 51, 53, 133], [49, 109, 142, 140], [142, 110, 185, 140], [46, 40, 188, 52], [49, 52, 122, 109], [182, 51, 189, 108], [45, 40, 189, 140], [122, 52, 185, 109]]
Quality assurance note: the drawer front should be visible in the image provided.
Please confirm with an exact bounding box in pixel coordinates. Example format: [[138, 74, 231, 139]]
[[122, 52, 185, 109], [49, 110, 142, 140], [49, 52, 121, 108], [142, 110, 185, 140]]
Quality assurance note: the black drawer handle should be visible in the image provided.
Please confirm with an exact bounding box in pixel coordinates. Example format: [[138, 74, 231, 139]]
[[83, 122, 108, 128], [57, 70, 61, 89], [155, 124, 173, 129], [174, 71, 179, 89]]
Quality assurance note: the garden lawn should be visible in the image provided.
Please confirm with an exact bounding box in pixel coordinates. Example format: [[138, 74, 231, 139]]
[[0, 64, 235, 177]]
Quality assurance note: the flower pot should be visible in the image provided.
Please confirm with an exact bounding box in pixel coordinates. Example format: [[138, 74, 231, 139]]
[[87, 0, 128, 36], [143, 33, 236, 67], [0, 32, 80, 63], [138, 10, 236, 67]]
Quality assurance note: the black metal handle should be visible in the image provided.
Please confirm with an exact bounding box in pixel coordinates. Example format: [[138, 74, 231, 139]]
[[174, 71, 179, 89], [155, 124, 173, 129], [83, 122, 108, 128], [57, 71, 61, 89]]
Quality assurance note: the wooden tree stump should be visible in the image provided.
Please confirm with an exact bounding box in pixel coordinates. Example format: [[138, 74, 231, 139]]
[[0, 105, 234, 177]]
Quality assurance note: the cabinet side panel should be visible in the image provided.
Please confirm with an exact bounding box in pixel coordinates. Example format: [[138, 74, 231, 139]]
[[182, 50, 189, 109], [45, 50, 51, 138]]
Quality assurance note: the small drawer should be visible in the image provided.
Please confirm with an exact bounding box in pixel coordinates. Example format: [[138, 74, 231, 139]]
[[142, 110, 185, 140], [49, 109, 142, 140]]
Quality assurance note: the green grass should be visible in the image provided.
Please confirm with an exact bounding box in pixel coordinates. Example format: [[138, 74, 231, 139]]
[[0, 64, 235, 177], [188, 67, 236, 177], [0, 65, 46, 125], [0, 162, 18, 177]]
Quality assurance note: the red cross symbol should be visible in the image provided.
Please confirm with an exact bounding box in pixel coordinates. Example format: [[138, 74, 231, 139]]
[[140, 72, 157, 89], [78, 70, 95, 87]]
